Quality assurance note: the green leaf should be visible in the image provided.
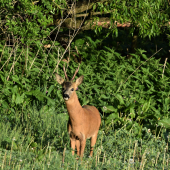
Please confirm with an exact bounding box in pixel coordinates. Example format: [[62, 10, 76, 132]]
[[114, 94, 124, 105], [164, 98, 170, 105], [101, 105, 117, 113], [105, 113, 119, 124], [106, 106, 117, 112], [1, 101, 9, 109], [158, 119, 170, 129], [15, 93, 24, 104], [145, 80, 152, 86], [142, 98, 151, 112], [12, 85, 18, 94], [100, 94, 109, 99], [130, 107, 135, 119], [25, 90, 55, 105], [12, 75, 21, 85], [47, 85, 55, 96], [82, 97, 89, 105], [12, 93, 15, 103]]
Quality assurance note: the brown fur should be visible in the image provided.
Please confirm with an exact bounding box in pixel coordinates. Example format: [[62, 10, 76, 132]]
[[55, 74, 101, 157]]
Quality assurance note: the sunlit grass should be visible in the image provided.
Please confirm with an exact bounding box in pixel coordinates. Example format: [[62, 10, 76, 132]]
[[0, 106, 169, 169]]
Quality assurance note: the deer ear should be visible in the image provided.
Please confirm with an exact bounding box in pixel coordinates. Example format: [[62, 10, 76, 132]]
[[55, 74, 64, 84], [75, 75, 84, 86]]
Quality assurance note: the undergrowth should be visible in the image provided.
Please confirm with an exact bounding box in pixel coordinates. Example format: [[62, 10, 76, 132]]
[[0, 109, 169, 169], [0, 33, 170, 169]]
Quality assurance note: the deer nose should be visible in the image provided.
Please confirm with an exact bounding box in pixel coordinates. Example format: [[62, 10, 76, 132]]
[[63, 94, 69, 100]]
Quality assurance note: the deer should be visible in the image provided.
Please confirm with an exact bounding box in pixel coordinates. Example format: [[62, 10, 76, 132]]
[[55, 65, 101, 158]]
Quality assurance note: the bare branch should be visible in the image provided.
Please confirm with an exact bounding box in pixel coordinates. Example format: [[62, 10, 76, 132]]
[[121, 48, 162, 88], [7, 48, 24, 81], [52, 0, 90, 76], [162, 58, 168, 78]]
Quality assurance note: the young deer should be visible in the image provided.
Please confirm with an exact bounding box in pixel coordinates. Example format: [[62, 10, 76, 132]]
[[55, 65, 101, 158]]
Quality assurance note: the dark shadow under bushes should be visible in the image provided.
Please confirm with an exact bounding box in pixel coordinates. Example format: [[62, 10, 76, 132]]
[[69, 27, 170, 63]]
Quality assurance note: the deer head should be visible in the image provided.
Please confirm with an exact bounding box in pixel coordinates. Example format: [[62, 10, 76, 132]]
[[55, 64, 84, 101]]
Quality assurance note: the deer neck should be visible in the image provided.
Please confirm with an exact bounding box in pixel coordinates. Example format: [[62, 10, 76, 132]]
[[65, 92, 84, 125]]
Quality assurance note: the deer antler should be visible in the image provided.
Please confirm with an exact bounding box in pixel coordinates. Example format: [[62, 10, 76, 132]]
[[63, 64, 69, 81], [71, 63, 80, 81]]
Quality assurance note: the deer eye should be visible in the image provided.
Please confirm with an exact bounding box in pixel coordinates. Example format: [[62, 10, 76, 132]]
[[62, 88, 65, 91], [71, 88, 74, 91]]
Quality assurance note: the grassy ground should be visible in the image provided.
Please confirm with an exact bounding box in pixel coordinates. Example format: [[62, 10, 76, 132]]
[[0, 105, 169, 170]]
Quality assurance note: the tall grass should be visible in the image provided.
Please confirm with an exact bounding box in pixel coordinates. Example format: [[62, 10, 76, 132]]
[[0, 106, 169, 169]]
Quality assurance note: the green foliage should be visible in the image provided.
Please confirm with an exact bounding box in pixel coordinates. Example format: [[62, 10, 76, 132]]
[[1, 32, 170, 135], [159, 118, 170, 129], [0, 0, 55, 45], [0, 1, 170, 168], [92, 0, 169, 38], [0, 34, 170, 169], [1, 0, 169, 43], [69, 38, 170, 133]]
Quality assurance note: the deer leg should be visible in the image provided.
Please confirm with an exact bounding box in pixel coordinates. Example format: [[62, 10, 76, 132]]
[[70, 138, 76, 155], [76, 139, 80, 156], [80, 139, 86, 157], [90, 134, 98, 157]]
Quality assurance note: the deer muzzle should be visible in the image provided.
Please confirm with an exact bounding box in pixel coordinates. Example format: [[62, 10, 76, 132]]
[[63, 93, 70, 101]]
